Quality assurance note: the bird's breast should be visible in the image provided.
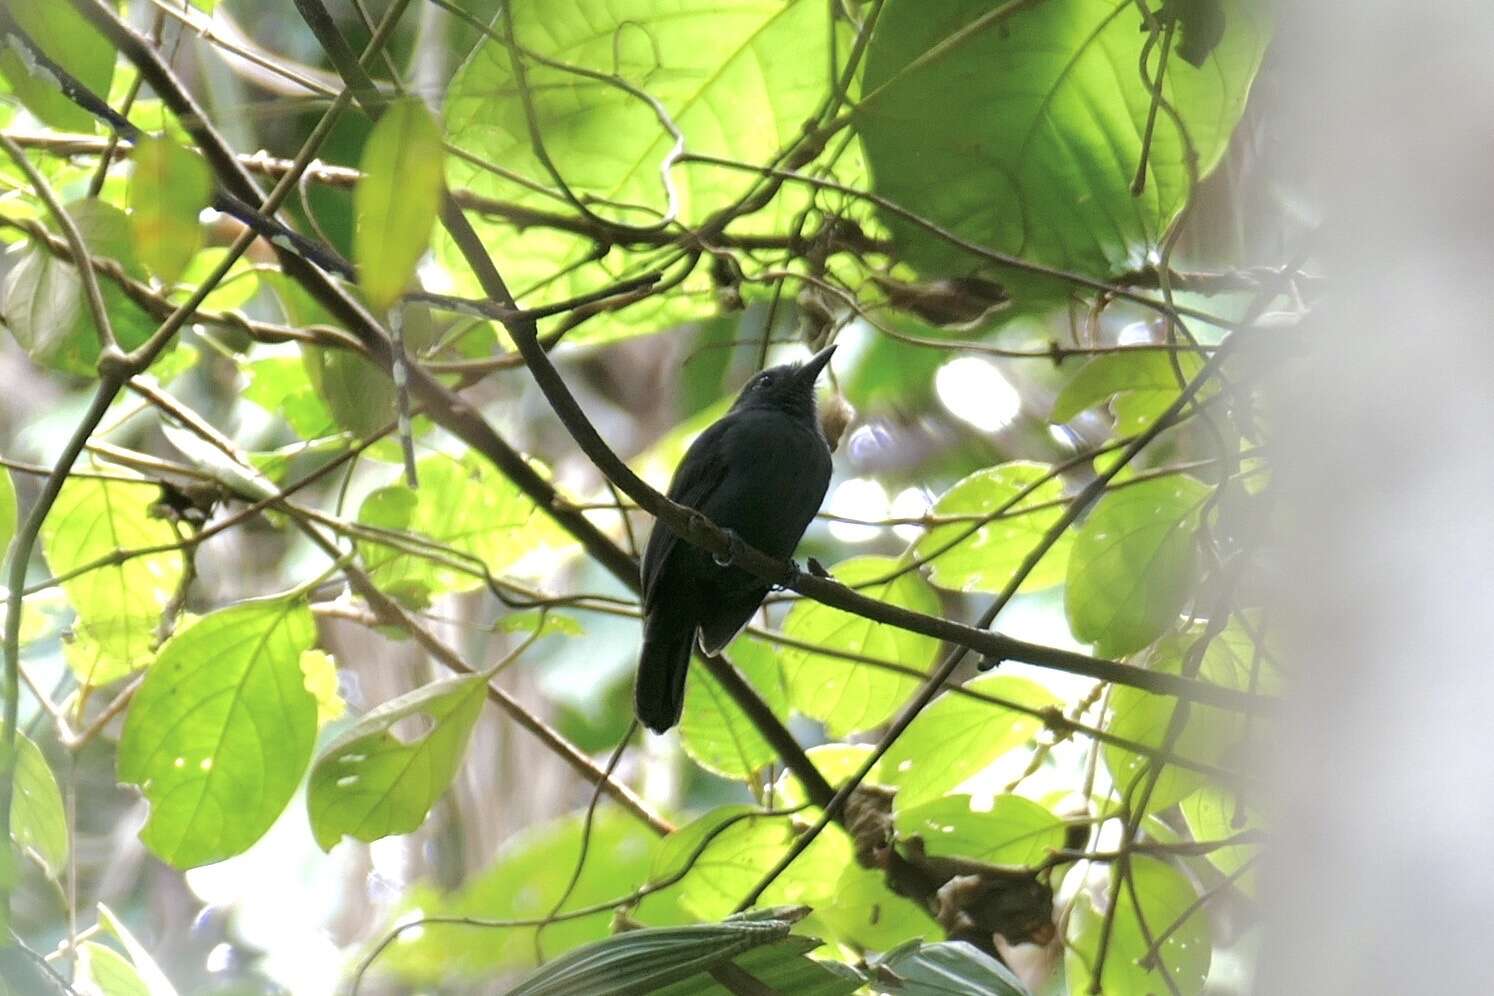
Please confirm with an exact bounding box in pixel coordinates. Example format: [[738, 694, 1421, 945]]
[[701, 412, 832, 558]]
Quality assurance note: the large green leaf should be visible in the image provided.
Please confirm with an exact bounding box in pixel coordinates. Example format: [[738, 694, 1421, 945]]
[[870, 939, 1032, 996], [1064, 476, 1209, 657], [356, 451, 574, 603], [40, 465, 184, 686], [1065, 856, 1211, 995], [128, 134, 212, 284], [355, 98, 445, 312], [895, 794, 1065, 869], [0, 201, 159, 376], [779, 556, 941, 737], [306, 670, 488, 851], [856, 0, 1269, 284], [680, 636, 790, 780], [441, 0, 834, 343], [117, 598, 318, 868], [505, 908, 859, 996], [880, 675, 1057, 811], [916, 461, 1073, 595], [6, 729, 67, 880], [0, 0, 115, 131], [383, 811, 663, 981]]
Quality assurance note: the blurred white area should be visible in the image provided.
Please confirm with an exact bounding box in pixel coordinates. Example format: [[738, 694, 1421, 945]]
[[936, 356, 1023, 432], [1260, 3, 1494, 992]]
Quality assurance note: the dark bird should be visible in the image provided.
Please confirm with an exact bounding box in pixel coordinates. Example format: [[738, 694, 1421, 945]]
[[636, 345, 837, 733]]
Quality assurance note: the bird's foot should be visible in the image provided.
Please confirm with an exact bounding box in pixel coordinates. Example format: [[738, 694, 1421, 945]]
[[774, 556, 828, 591], [712, 527, 745, 568]]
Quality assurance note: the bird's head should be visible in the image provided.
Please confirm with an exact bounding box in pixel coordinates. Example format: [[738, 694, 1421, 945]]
[[730, 344, 837, 422]]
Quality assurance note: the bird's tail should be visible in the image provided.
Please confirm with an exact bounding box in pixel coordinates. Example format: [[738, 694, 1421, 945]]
[[635, 624, 694, 734]]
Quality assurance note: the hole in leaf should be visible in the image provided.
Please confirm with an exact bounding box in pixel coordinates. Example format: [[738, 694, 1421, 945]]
[[390, 712, 435, 745]]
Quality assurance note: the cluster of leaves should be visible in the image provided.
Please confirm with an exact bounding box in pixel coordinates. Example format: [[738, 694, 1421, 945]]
[[0, 0, 1283, 993]]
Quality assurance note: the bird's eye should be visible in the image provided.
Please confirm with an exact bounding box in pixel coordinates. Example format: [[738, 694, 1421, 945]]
[[753, 375, 772, 390]]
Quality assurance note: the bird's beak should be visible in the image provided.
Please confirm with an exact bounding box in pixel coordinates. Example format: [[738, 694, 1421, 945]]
[[794, 344, 837, 388]]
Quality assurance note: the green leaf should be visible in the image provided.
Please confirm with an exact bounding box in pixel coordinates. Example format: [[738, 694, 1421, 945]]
[[780, 557, 941, 737], [442, 0, 834, 344], [1064, 476, 1209, 657], [505, 909, 858, 996], [1102, 627, 1265, 814], [655, 807, 848, 921], [40, 465, 184, 685], [302, 344, 394, 438], [0, 0, 115, 131], [680, 636, 790, 781], [0, 468, 15, 567], [0, 201, 159, 376], [117, 598, 318, 868], [96, 902, 179, 996], [895, 795, 1065, 869], [242, 354, 339, 441], [306, 670, 488, 851], [1052, 352, 1203, 425], [6, 729, 67, 880], [1, 234, 81, 367], [383, 811, 662, 981], [820, 860, 940, 952], [856, 0, 1269, 285], [881, 675, 1057, 811], [1178, 782, 1260, 894], [916, 462, 1073, 594], [870, 939, 1032, 996], [355, 98, 445, 312], [1065, 856, 1211, 995], [76, 942, 151, 996], [128, 134, 212, 283], [357, 451, 573, 600]]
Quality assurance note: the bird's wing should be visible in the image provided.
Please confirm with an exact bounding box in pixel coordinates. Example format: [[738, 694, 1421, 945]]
[[641, 419, 734, 608]]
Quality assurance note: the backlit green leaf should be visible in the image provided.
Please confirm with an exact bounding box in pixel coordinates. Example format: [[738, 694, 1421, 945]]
[[442, 0, 834, 344], [780, 556, 940, 737], [1065, 476, 1209, 656], [357, 451, 573, 601], [895, 794, 1065, 869], [356, 98, 445, 312], [917, 462, 1073, 594], [0, 0, 115, 131], [1065, 857, 1211, 995], [7, 729, 67, 880], [307, 670, 488, 851], [302, 344, 394, 439], [0, 468, 15, 566], [881, 675, 1057, 811], [856, 0, 1269, 285], [680, 636, 790, 781], [76, 942, 150, 996], [118, 598, 318, 868], [1052, 352, 1203, 425], [128, 134, 212, 283], [40, 465, 183, 685], [1179, 782, 1261, 894], [97, 902, 179, 996]]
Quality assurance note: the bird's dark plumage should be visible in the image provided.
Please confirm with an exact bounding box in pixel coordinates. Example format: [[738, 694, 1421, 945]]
[[636, 345, 836, 733]]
